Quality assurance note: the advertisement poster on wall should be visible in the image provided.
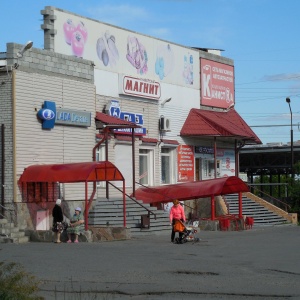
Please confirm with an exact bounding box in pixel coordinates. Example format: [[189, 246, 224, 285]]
[[218, 149, 235, 177], [51, 8, 199, 89], [177, 145, 194, 182], [201, 58, 235, 109], [195, 146, 235, 177]]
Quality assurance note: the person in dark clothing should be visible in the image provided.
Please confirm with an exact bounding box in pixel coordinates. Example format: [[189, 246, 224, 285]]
[[52, 199, 63, 243]]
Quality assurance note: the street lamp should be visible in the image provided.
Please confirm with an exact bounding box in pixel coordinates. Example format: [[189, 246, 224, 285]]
[[286, 97, 294, 180]]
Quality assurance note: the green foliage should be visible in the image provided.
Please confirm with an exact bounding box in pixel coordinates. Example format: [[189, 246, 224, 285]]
[[0, 261, 43, 300], [252, 163, 300, 213]]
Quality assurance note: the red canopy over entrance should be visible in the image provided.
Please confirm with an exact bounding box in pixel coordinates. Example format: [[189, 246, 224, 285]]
[[19, 161, 124, 183], [134, 176, 249, 220], [19, 161, 126, 230]]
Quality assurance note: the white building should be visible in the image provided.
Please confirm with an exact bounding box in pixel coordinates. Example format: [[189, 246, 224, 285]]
[[0, 6, 260, 231]]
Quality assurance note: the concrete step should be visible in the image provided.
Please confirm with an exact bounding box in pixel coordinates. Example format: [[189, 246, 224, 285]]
[[0, 218, 8, 225], [89, 197, 170, 236], [0, 226, 20, 234], [224, 193, 290, 226], [0, 235, 30, 244], [0, 218, 29, 243]]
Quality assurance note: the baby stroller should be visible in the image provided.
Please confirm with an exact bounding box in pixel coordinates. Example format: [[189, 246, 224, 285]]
[[173, 219, 199, 244]]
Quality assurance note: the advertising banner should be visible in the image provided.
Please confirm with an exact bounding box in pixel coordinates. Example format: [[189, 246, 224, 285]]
[[51, 8, 199, 89], [201, 58, 234, 109], [217, 149, 235, 177], [177, 145, 194, 182]]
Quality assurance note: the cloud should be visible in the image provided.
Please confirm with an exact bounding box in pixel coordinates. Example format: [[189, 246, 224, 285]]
[[261, 73, 300, 82]]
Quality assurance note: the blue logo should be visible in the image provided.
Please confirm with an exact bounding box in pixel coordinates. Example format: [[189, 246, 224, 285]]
[[40, 109, 55, 120], [37, 101, 56, 129]]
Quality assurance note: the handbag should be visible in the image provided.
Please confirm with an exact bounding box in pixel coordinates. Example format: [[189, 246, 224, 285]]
[[173, 220, 185, 232]]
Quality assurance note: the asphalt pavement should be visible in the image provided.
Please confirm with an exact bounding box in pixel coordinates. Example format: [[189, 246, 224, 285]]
[[1, 225, 300, 300]]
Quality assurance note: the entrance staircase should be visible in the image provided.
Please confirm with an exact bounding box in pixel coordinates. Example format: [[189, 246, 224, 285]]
[[0, 218, 29, 243], [88, 197, 171, 236], [224, 193, 293, 226]]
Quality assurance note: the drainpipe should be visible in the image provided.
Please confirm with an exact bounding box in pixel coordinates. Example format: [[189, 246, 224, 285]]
[[1, 124, 4, 217], [214, 137, 217, 178], [235, 139, 239, 177], [131, 129, 135, 197], [12, 70, 17, 206]]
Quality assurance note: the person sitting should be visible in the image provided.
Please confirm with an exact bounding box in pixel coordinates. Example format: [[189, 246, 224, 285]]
[[66, 207, 84, 243]]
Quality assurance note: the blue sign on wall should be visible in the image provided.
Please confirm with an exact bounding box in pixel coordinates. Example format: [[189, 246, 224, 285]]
[[37, 101, 91, 129], [37, 101, 56, 129], [108, 100, 146, 135]]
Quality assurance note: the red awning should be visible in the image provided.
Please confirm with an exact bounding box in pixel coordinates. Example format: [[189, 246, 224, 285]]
[[18, 161, 124, 183], [180, 108, 261, 144], [134, 176, 249, 204]]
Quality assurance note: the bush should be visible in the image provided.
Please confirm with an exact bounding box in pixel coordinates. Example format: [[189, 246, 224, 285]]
[[0, 261, 43, 300]]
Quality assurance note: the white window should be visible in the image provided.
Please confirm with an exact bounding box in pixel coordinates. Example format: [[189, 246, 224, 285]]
[[95, 145, 105, 162], [139, 148, 154, 186], [115, 144, 133, 188], [161, 148, 175, 184], [202, 158, 220, 179], [96, 145, 105, 187]]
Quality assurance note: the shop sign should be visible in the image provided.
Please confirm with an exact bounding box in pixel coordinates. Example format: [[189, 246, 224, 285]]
[[177, 145, 194, 182], [37, 101, 56, 129], [119, 75, 161, 100], [56, 108, 91, 127], [37, 101, 91, 129], [108, 100, 146, 135], [201, 58, 234, 109]]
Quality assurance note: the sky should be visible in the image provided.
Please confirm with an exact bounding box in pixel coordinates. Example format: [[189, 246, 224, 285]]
[[1, 0, 300, 145]]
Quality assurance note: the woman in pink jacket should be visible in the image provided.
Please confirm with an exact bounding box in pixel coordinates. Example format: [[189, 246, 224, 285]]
[[169, 199, 186, 243]]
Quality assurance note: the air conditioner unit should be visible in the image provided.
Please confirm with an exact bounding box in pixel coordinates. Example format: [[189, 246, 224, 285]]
[[159, 116, 171, 131]]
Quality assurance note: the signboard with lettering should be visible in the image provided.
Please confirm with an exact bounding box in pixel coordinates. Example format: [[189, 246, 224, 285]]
[[177, 144, 195, 182], [37, 101, 91, 129], [200, 58, 234, 109], [119, 75, 161, 100], [108, 100, 146, 135], [56, 108, 91, 127]]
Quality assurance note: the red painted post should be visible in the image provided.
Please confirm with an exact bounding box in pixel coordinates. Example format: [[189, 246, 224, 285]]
[[85, 181, 88, 231], [238, 192, 243, 219], [211, 195, 215, 220], [123, 180, 126, 227]]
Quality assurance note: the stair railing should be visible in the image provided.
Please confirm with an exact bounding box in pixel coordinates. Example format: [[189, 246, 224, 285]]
[[0, 204, 15, 238], [108, 182, 157, 219], [247, 186, 291, 212]]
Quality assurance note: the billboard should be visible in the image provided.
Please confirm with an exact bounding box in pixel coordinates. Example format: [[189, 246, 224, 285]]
[[51, 8, 200, 90], [177, 145, 194, 182], [201, 58, 234, 109]]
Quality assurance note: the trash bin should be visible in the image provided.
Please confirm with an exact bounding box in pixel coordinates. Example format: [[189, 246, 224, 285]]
[[141, 215, 150, 229]]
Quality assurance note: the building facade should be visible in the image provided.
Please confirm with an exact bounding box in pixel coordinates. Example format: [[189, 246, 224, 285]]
[[0, 6, 260, 230]]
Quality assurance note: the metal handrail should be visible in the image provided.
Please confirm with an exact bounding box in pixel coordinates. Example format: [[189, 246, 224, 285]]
[[108, 182, 157, 219], [247, 186, 291, 212]]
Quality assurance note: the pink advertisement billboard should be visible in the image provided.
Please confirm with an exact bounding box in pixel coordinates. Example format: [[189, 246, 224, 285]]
[[201, 59, 234, 109]]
